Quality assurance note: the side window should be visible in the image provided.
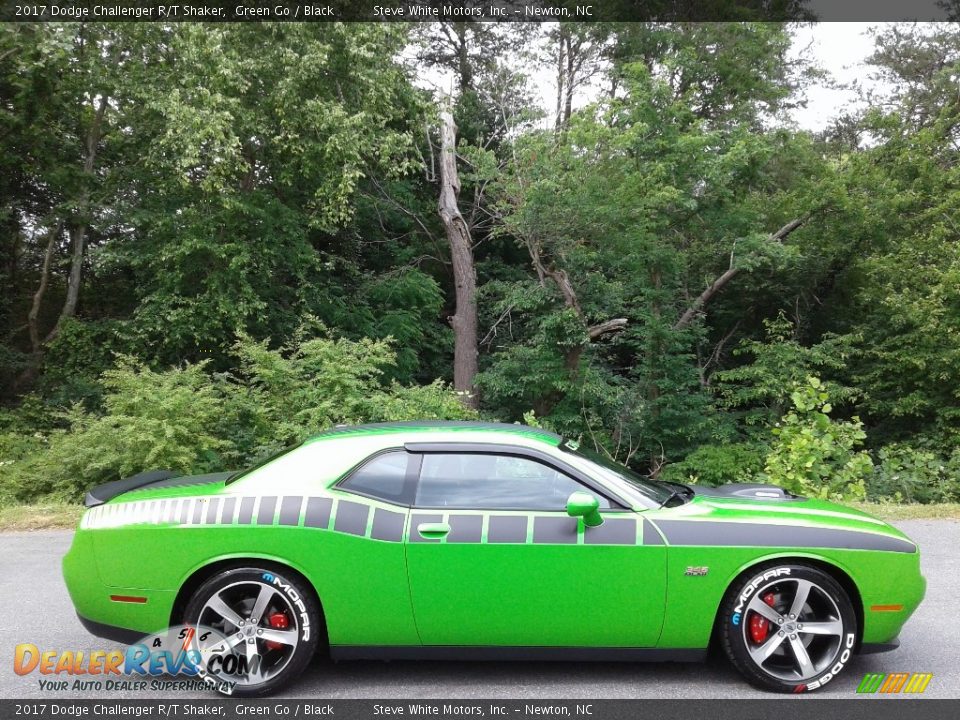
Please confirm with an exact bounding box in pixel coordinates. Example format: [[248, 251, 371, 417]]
[[340, 451, 410, 504], [415, 453, 611, 510]]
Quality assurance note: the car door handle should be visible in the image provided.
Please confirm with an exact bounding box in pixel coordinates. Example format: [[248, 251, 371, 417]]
[[417, 522, 450, 539]]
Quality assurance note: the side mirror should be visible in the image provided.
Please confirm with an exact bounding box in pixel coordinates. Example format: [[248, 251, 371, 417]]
[[566, 491, 603, 528]]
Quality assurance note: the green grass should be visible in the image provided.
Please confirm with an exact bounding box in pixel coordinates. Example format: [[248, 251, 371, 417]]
[[0, 502, 84, 531], [0, 500, 957, 532], [851, 502, 960, 521]]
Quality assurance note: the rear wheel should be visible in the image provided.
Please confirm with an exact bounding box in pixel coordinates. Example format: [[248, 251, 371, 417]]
[[719, 563, 858, 693], [183, 566, 319, 697]]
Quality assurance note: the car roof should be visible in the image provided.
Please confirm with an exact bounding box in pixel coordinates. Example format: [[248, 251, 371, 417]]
[[304, 421, 562, 447]]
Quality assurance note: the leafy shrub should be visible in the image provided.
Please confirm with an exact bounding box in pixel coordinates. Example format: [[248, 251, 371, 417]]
[[867, 444, 960, 503], [0, 328, 473, 503], [660, 442, 767, 486], [759, 377, 872, 501], [370, 381, 477, 423], [0, 359, 230, 501], [713, 313, 855, 428], [37, 318, 131, 410]]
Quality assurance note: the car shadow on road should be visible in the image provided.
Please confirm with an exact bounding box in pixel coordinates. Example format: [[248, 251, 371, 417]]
[[278, 654, 784, 699]]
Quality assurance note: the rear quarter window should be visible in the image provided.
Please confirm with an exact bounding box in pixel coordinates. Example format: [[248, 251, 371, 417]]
[[339, 450, 410, 504]]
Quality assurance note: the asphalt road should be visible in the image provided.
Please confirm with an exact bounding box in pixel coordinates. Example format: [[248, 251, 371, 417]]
[[1, 520, 956, 700]]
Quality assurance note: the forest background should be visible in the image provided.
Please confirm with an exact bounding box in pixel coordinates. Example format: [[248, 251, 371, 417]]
[[2, 21, 959, 511]]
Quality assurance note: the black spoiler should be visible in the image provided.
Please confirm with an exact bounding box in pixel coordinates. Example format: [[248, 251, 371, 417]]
[[84, 469, 179, 508]]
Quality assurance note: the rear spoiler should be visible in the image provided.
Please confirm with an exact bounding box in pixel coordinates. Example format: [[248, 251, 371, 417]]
[[84, 470, 179, 508]]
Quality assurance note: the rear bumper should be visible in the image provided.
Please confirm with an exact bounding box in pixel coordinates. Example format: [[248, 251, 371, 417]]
[[76, 613, 146, 645], [63, 528, 175, 637]]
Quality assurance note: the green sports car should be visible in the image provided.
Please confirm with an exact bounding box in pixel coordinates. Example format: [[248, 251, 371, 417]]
[[63, 421, 925, 696]]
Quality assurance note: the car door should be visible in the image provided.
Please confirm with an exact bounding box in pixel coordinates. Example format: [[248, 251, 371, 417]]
[[403, 447, 667, 648], [325, 448, 420, 646]]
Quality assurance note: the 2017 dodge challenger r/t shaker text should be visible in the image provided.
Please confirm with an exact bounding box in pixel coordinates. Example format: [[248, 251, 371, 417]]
[[63, 421, 925, 696]]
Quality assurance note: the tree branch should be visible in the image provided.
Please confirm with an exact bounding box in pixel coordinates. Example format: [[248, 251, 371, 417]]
[[673, 218, 805, 330], [587, 318, 628, 339]]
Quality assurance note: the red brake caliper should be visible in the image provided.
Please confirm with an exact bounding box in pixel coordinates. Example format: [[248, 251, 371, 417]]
[[749, 592, 777, 644], [265, 611, 289, 651]]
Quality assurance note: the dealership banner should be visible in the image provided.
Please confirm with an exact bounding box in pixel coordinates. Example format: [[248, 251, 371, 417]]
[[3, 700, 959, 720], [0, 0, 956, 23]]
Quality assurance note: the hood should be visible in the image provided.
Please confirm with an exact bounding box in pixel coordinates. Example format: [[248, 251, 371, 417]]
[[668, 483, 916, 548]]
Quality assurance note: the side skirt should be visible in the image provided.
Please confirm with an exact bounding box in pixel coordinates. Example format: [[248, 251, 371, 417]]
[[330, 646, 706, 663]]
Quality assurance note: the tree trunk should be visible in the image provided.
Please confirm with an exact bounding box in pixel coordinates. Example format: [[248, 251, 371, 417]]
[[27, 222, 62, 354], [555, 28, 567, 129], [455, 23, 472, 93], [45, 95, 108, 344], [520, 234, 627, 416], [438, 106, 479, 409], [563, 38, 575, 126]]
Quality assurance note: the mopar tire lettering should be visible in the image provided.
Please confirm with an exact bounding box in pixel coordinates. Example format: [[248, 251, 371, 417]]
[[269, 575, 311, 642], [733, 568, 792, 615]]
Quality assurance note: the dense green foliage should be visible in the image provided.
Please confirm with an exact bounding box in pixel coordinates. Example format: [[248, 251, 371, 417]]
[[2, 22, 958, 504]]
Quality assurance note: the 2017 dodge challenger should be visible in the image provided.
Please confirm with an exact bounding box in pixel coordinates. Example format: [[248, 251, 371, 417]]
[[63, 421, 925, 696]]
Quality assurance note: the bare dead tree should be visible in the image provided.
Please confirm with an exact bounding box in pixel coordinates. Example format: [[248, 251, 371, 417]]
[[438, 105, 479, 409]]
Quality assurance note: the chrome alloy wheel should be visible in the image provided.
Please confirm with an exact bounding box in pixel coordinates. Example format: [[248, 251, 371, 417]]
[[197, 580, 300, 687], [742, 577, 845, 682]]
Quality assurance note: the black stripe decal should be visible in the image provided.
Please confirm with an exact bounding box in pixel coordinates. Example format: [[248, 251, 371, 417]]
[[304, 497, 332, 529], [447, 514, 483, 543], [204, 498, 221, 525], [221, 497, 236, 524], [410, 513, 443, 543], [370, 508, 405, 542], [643, 519, 664, 546], [487, 515, 527, 543], [237, 497, 255, 524], [178, 499, 192, 526], [191, 500, 204, 525], [533, 516, 578, 544], [584, 518, 636, 545], [278, 496, 302, 526], [654, 520, 917, 553], [257, 496, 278, 525], [334, 501, 369, 536]]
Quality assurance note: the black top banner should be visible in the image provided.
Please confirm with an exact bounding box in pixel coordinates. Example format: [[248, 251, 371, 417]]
[[0, 0, 957, 23]]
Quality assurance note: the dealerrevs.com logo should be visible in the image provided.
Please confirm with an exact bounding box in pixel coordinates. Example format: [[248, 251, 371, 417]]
[[13, 624, 251, 694]]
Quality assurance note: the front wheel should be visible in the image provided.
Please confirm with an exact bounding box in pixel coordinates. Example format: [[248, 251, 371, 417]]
[[183, 566, 320, 697], [719, 563, 858, 693]]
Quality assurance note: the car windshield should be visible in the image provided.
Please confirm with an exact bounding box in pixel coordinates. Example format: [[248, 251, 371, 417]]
[[558, 439, 674, 506]]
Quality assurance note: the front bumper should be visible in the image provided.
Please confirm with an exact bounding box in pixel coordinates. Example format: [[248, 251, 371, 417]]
[[860, 638, 900, 654]]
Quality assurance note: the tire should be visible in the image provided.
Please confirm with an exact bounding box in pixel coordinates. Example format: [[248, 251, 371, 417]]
[[183, 565, 320, 697], [718, 563, 858, 693]]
